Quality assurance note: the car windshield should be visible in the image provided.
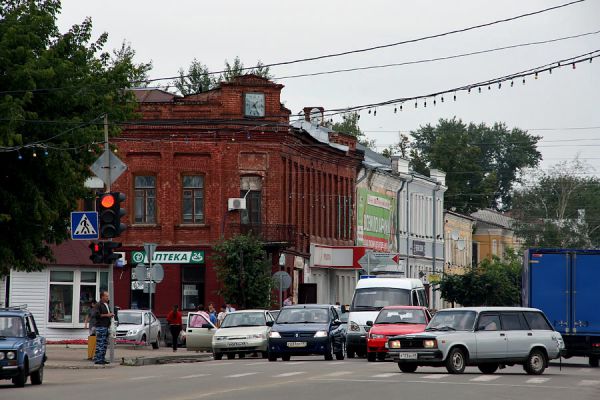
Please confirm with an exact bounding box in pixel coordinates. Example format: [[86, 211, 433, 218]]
[[118, 312, 142, 325], [375, 309, 426, 324], [221, 312, 266, 328], [0, 316, 25, 338], [426, 310, 476, 331], [277, 308, 330, 324], [350, 288, 411, 311]]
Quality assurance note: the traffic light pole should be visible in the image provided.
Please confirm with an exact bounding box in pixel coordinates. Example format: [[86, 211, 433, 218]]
[[104, 114, 115, 364]]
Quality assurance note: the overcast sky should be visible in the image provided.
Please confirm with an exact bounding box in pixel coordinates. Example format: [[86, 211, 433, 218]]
[[57, 0, 600, 173]]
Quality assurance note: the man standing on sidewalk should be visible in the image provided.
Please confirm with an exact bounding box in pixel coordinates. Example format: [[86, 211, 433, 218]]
[[93, 290, 114, 365], [166, 305, 182, 352]]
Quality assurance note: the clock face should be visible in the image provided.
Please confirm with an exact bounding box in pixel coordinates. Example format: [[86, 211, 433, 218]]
[[244, 92, 265, 117]]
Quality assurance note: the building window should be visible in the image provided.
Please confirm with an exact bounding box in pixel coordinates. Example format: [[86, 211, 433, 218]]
[[48, 270, 107, 326], [182, 175, 205, 224], [240, 176, 262, 225], [134, 175, 156, 224], [181, 266, 205, 311], [492, 239, 498, 256]]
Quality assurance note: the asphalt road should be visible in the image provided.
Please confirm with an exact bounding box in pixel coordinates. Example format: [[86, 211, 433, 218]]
[[2, 356, 599, 400]]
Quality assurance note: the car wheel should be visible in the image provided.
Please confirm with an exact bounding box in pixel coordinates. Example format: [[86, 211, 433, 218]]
[[227, 353, 235, 360], [324, 341, 334, 361], [478, 363, 499, 374], [524, 349, 547, 375], [445, 347, 467, 374], [140, 334, 147, 346], [30, 364, 43, 385], [12, 360, 28, 387], [214, 352, 223, 360], [589, 356, 599, 368], [268, 353, 278, 362], [152, 333, 160, 349], [239, 353, 246, 359], [282, 354, 291, 361], [398, 363, 418, 373], [377, 353, 386, 361], [367, 352, 376, 362]]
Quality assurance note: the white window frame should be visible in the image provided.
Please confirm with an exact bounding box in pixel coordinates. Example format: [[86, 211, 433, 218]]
[[47, 268, 108, 329]]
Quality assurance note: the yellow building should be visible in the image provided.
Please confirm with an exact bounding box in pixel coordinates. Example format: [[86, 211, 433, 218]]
[[471, 209, 520, 263], [444, 211, 475, 276]]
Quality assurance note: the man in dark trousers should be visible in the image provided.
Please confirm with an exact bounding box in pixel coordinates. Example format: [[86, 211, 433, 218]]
[[93, 290, 114, 365], [166, 305, 183, 352]]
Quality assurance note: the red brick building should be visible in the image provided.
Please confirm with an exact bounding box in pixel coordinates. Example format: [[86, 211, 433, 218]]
[[110, 76, 363, 317]]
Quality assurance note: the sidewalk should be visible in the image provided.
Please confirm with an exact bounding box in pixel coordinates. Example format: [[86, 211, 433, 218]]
[[45, 344, 213, 369]]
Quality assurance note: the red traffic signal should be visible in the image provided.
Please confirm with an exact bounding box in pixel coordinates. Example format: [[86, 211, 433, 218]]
[[89, 241, 122, 264], [100, 194, 115, 208], [97, 192, 126, 238]]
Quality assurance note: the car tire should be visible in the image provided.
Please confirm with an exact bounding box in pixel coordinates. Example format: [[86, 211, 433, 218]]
[[214, 352, 223, 360], [30, 364, 43, 385], [398, 363, 418, 373], [227, 353, 235, 360], [524, 349, 547, 375], [12, 360, 28, 388], [445, 347, 467, 374], [152, 334, 160, 349], [589, 356, 599, 368], [367, 352, 376, 362], [282, 354, 291, 361], [478, 363, 499, 374], [324, 341, 334, 361], [239, 353, 246, 359], [268, 353, 278, 362]]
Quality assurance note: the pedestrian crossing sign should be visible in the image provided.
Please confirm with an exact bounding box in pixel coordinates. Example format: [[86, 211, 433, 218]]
[[70, 211, 99, 240]]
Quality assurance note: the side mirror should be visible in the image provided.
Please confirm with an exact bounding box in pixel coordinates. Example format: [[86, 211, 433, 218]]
[[201, 323, 213, 330], [27, 332, 37, 339], [266, 321, 274, 327], [366, 320, 373, 327]]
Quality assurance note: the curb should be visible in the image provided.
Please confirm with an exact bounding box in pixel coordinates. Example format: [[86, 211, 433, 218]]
[[121, 353, 213, 366], [46, 363, 117, 370]]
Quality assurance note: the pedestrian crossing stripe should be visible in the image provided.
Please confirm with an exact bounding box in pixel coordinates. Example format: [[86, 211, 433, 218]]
[[70, 211, 99, 240]]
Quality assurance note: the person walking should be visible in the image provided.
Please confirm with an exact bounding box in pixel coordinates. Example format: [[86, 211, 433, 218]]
[[93, 291, 114, 365], [208, 303, 218, 326], [84, 299, 98, 336], [166, 305, 183, 352]]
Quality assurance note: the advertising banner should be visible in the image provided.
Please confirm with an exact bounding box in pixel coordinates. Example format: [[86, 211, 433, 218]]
[[356, 188, 395, 252]]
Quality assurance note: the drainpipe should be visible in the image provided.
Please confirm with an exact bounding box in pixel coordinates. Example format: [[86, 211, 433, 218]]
[[431, 183, 442, 310], [395, 180, 406, 268], [405, 175, 414, 278]]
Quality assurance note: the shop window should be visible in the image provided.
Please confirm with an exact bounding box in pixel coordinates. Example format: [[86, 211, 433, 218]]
[[49, 271, 74, 323], [130, 268, 153, 310], [134, 175, 156, 224], [240, 176, 262, 225], [182, 266, 205, 311], [182, 175, 205, 224]]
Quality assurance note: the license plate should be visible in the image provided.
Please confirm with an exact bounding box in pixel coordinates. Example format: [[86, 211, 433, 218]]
[[227, 342, 248, 347], [287, 341, 307, 348], [398, 352, 418, 360]]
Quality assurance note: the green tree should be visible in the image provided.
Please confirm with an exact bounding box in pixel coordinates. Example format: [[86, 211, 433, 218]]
[[381, 133, 409, 158], [173, 57, 272, 95], [410, 118, 541, 213], [512, 158, 600, 248], [212, 235, 273, 309], [330, 112, 375, 148], [438, 249, 522, 307], [0, 0, 150, 275]]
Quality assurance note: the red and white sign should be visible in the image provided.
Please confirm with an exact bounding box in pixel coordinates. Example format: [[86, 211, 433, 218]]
[[310, 244, 366, 269]]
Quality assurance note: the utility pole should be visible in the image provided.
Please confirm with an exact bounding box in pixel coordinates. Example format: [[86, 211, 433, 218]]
[[104, 114, 115, 364]]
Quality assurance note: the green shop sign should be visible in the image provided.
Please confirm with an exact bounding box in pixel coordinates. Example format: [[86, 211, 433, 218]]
[[356, 188, 395, 252], [131, 250, 204, 264]]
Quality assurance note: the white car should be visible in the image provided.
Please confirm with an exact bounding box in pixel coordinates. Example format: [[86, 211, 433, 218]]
[[184, 311, 217, 352], [115, 309, 162, 349], [212, 310, 274, 360]]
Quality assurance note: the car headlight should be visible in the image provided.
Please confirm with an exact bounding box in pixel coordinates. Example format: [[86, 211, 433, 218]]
[[6, 351, 16, 360], [250, 333, 265, 339], [127, 329, 139, 335], [349, 321, 360, 332], [389, 340, 401, 349], [423, 339, 437, 349], [314, 331, 328, 338], [370, 334, 386, 339], [0, 352, 5, 360], [269, 331, 281, 338]]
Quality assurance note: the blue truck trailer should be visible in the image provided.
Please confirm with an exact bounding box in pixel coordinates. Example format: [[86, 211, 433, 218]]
[[523, 249, 600, 367]]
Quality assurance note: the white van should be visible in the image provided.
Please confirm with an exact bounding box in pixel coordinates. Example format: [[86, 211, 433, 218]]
[[346, 278, 427, 358]]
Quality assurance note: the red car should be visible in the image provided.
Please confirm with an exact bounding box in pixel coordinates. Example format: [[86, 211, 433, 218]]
[[366, 306, 431, 362]]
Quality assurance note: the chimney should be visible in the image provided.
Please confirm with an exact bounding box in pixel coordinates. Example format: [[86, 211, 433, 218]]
[[303, 106, 324, 125], [430, 169, 446, 186], [391, 155, 410, 174]]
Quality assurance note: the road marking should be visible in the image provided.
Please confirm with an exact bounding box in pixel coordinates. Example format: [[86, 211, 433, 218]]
[[128, 376, 158, 381], [422, 374, 449, 379], [372, 373, 398, 378], [225, 372, 259, 378], [286, 361, 306, 365], [578, 380, 600, 386], [324, 371, 353, 377], [274, 372, 306, 377], [179, 374, 211, 379], [526, 377, 549, 384], [329, 361, 346, 365], [470, 375, 501, 382]]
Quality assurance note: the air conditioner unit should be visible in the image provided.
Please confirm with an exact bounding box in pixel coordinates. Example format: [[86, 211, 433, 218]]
[[228, 198, 247, 211]]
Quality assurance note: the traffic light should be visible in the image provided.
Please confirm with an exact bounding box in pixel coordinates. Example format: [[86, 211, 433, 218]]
[[89, 242, 104, 264], [97, 192, 126, 238], [102, 241, 123, 264]]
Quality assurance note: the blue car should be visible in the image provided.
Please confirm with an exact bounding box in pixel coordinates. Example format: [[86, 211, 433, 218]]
[[267, 304, 345, 361], [0, 307, 46, 387]]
